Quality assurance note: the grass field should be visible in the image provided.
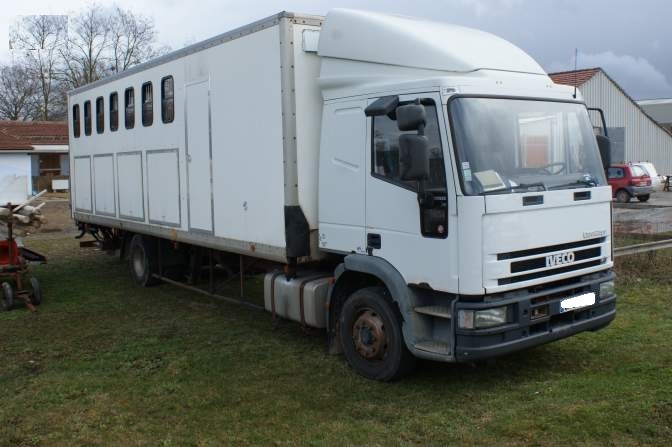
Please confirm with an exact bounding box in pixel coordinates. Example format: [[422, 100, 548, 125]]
[[1, 235, 671, 446]]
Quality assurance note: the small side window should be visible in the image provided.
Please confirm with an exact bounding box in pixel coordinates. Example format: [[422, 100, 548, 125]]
[[161, 76, 174, 123], [110, 92, 119, 131], [96, 96, 104, 134], [125, 87, 135, 129], [84, 100, 92, 136], [72, 104, 80, 138], [142, 82, 153, 127]]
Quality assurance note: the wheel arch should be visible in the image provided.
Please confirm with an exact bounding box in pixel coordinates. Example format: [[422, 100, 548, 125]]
[[326, 254, 419, 354]]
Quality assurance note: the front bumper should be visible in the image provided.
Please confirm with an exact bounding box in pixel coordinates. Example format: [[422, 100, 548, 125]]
[[454, 270, 616, 361]]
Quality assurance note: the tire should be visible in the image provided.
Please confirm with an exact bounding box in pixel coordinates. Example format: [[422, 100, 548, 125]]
[[637, 194, 650, 203], [128, 235, 160, 287], [616, 189, 631, 203], [30, 277, 42, 305], [2, 282, 14, 311], [339, 287, 416, 381]]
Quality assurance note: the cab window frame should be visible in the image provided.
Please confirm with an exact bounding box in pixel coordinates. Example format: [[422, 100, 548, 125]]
[[72, 104, 81, 138], [109, 92, 119, 132], [161, 76, 174, 124], [125, 87, 135, 129], [95, 96, 104, 134], [84, 100, 92, 136]]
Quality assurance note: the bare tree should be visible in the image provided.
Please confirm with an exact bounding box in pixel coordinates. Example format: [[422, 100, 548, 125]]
[[109, 6, 165, 74], [60, 3, 110, 89], [6, 4, 168, 119], [9, 15, 67, 121], [0, 64, 37, 120]]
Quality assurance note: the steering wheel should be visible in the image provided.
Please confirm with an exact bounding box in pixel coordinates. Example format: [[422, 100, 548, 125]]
[[538, 162, 567, 175]]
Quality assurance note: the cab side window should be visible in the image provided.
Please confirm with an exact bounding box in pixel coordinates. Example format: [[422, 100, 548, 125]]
[[370, 98, 448, 238], [371, 99, 446, 192]]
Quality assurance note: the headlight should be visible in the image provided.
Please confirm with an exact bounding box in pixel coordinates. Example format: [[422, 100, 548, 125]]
[[458, 306, 509, 329], [599, 280, 615, 298]]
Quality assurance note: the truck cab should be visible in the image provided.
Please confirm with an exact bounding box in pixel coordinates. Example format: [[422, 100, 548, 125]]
[[317, 9, 616, 380]]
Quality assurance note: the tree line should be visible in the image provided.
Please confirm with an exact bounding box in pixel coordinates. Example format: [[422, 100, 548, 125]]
[[0, 3, 168, 122]]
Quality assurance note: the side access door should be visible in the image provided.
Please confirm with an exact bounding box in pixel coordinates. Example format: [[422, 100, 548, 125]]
[[185, 79, 214, 232]]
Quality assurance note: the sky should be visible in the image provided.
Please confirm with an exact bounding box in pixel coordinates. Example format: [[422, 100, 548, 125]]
[[2, 0, 671, 100]]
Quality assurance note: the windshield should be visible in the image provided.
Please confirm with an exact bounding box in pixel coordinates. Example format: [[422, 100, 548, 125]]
[[449, 98, 607, 195]]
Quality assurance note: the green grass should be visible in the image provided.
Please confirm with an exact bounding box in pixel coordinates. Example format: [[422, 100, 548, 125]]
[[1, 236, 672, 446]]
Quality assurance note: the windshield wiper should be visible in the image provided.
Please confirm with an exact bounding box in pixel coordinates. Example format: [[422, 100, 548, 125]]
[[548, 175, 597, 190], [481, 182, 547, 195]]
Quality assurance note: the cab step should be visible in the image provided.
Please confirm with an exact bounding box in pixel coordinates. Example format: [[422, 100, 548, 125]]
[[414, 305, 452, 319], [414, 340, 451, 356]]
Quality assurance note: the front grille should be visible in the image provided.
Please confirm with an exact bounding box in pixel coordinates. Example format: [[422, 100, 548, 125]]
[[498, 260, 603, 285], [497, 237, 606, 261], [511, 247, 601, 273]]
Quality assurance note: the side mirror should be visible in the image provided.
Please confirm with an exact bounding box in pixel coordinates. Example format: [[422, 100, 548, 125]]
[[396, 104, 426, 132], [596, 134, 611, 170], [396, 103, 429, 182], [399, 134, 429, 181]]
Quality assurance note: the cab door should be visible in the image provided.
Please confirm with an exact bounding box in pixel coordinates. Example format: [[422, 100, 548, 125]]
[[365, 92, 454, 290]]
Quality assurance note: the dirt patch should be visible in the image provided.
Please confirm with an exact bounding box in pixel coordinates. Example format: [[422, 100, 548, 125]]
[[36, 196, 76, 234]]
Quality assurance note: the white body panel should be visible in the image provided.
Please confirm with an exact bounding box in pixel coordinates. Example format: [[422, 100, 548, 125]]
[[93, 154, 116, 216], [146, 149, 181, 226], [73, 156, 92, 212], [116, 152, 144, 220]]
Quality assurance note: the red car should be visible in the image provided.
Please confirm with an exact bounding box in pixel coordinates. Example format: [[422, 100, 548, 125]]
[[606, 164, 652, 203]]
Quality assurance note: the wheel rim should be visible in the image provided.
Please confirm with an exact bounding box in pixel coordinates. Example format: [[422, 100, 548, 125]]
[[352, 308, 388, 360], [132, 246, 146, 278]]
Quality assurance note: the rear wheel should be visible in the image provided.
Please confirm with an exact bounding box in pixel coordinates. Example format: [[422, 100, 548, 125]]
[[30, 277, 42, 305], [339, 287, 415, 381], [637, 194, 650, 202], [616, 189, 631, 203], [128, 235, 160, 287], [2, 282, 14, 311]]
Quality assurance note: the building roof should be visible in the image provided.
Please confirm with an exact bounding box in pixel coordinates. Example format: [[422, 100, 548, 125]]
[[638, 98, 672, 106], [548, 68, 600, 87], [0, 121, 68, 151], [550, 67, 672, 137]]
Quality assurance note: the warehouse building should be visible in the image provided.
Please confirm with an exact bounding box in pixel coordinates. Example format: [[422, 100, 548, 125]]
[[637, 98, 672, 133], [550, 68, 672, 176]]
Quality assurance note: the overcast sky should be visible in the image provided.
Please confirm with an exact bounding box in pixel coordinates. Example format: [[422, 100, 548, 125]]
[[2, 0, 671, 99]]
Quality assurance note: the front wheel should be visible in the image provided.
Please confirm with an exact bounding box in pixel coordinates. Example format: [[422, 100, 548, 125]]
[[339, 287, 415, 381], [2, 282, 14, 311], [637, 194, 650, 202]]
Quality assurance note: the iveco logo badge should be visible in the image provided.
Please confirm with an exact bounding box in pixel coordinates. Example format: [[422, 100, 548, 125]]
[[546, 251, 575, 267]]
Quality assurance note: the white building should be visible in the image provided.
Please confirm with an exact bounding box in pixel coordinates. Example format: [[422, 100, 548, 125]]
[[550, 68, 672, 175], [0, 121, 69, 203]]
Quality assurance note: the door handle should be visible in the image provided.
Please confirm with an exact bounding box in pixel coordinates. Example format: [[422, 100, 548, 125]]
[[367, 233, 381, 251]]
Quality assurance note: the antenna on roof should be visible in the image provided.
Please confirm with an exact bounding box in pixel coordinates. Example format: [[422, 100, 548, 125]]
[[573, 48, 578, 99]]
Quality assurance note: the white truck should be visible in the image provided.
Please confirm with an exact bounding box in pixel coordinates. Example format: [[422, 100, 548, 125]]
[[68, 9, 616, 380]]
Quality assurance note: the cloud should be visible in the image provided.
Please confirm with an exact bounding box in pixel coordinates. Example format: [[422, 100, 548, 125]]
[[549, 51, 672, 99], [454, 0, 523, 17]]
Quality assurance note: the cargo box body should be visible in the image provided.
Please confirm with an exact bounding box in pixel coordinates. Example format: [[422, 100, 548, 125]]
[[68, 13, 324, 263]]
